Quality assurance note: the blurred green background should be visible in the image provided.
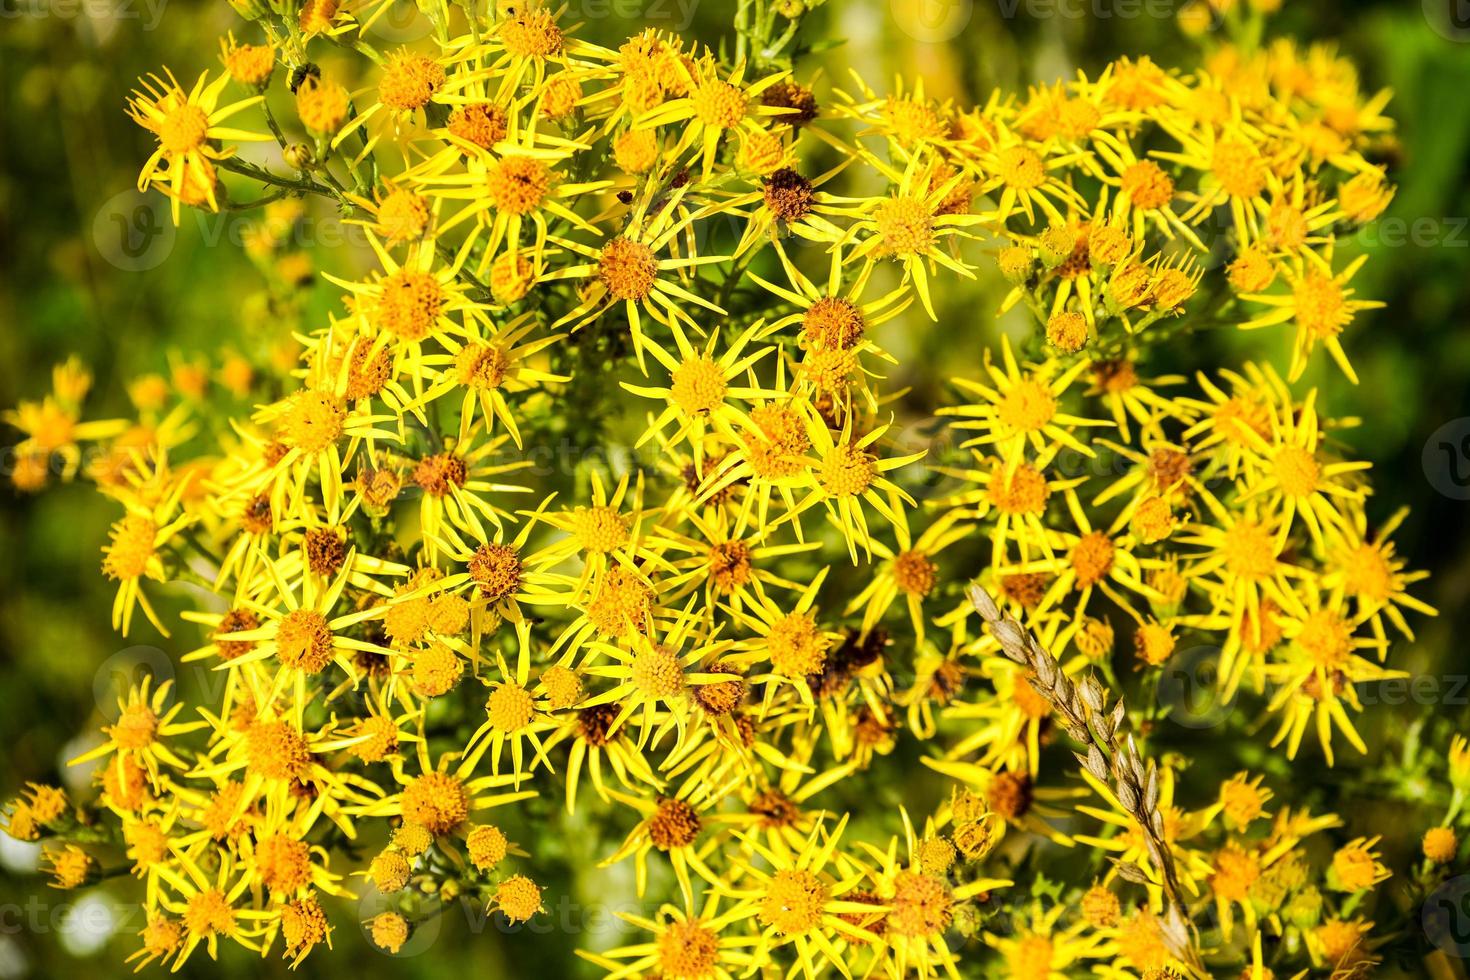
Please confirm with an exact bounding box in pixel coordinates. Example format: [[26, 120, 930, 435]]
[[2, 0, 1469, 976]]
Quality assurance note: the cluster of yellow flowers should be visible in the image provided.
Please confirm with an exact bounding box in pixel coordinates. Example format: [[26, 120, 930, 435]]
[[2, 0, 1445, 977]]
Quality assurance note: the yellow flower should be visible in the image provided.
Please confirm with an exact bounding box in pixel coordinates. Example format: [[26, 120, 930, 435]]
[[126, 68, 267, 220]]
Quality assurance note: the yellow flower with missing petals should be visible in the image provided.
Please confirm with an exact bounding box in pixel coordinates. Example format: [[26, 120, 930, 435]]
[[126, 68, 268, 221]]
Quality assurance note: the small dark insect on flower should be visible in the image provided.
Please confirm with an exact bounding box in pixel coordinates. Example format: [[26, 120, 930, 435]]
[[290, 63, 322, 95]]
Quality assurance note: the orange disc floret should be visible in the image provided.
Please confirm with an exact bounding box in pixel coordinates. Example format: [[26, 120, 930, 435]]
[[761, 78, 818, 126], [1220, 775, 1268, 829], [997, 378, 1057, 432], [221, 39, 275, 88], [1134, 621, 1176, 666], [613, 128, 661, 175], [767, 612, 829, 677], [801, 296, 865, 350], [986, 771, 1033, 819], [656, 918, 720, 979], [45, 844, 95, 889], [412, 452, 467, 497], [1221, 519, 1277, 579], [456, 343, 511, 390], [571, 505, 630, 553], [1273, 445, 1321, 497], [490, 251, 536, 303], [709, 540, 753, 592], [988, 463, 1049, 515], [276, 608, 335, 673], [1081, 884, 1121, 928], [157, 101, 209, 155], [539, 75, 581, 118], [486, 681, 537, 731], [467, 824, 509, 869], [759, 869, 828, 935], [873, 196, 934, 257], [632, 644, 685, 698], [598, 237, 659, 300], [369, 912, 409, 953], [486, 155, 552, 215], [1070, 531, 1115, 588], [495, 875, 543, 923], [648, 796, 702, 850], [255, 834, 312, 894], [1002, 572, 1051, 609], [1046, 311, 1088, 352], [1337, 542, 1394, 604], [281, 389, 345, 452], [887, 870, 953, 937], [1088, 223, 1132, 267], [109, 701, 158, 750], [670, 355, 727, 415], [23, 784, 68, 825], [1424, 826, 1458, 865], [915, 835, 957, 874], [370, 850, 412, 892], [1229, 245, 1277, 293], [183, 888, 234, 938], [447, 102, 508, 150], [882, 95, 947, 143], [693, 663, 746, 715], [102, 514, 156, 580], [1331, 841, 1381, 891], [411, 643, 463, 697], [298, 0, 340, 34], [818, 444, 876, 497], [1211, 844, 1261, 901], [693, 78, 747, 128], [799, 348, 857, 393], [539, 665, 583, 710], [304, 526, 347, 577], [280, 897, 330, 955], [586, 566, 652, 635], [245, 721, 313, 782], [1212, 138, 1266, 200], [996, 145, 1045, 190], [351, 714, 400, 762], [1121, 160, 1174, 210], [376, 188, 431, 243], [140, 916, 183, 960], [378, 50, 445, 111], [1011, 675, 1051, 719], [469, 542, 523, 601], [894, 550, 937, 597], [375, 269, 446, 341], [577, 704, 617, 747], [1294, 270, 1351, 340], [1005, 934, 1055, 979], [765, 167, 814, 222], [499, 9, 563, 58], [1295, 609, 1353, 668], [1131, 496, 1175, 544], [401, 771, 469, 835]]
